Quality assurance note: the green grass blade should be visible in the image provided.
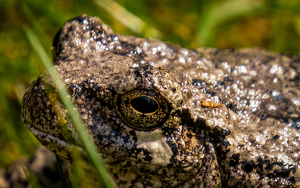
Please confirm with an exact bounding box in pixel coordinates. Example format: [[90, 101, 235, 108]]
[[55, 153, 68, 188], [94, 0, 161, 38], [94, 0, 144, 34], [23, 167, 42, 188], [198, 0, 261, 46], [24, 28, 117, 188], [20, 3, 52, 55]]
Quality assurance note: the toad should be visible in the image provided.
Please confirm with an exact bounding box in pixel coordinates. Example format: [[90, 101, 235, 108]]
[[7, 15, 300, 187]]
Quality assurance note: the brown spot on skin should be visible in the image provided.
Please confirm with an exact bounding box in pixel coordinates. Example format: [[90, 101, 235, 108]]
[[201, 100, 222, 108]]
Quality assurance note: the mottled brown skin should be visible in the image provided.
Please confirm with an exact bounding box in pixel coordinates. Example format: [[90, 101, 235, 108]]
[[18, 15, 300, 187]]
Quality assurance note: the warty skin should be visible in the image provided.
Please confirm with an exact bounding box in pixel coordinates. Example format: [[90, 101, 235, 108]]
[[20, 15, 300, 187]]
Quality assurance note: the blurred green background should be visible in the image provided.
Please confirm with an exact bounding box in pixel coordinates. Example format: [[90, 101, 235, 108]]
[[1, 0, 300, 168]]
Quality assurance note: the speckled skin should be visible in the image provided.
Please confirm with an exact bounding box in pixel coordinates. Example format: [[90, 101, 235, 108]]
[[20, 15, 300, 187]]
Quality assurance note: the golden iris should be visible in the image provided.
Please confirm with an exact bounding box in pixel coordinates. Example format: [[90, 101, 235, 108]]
[[116, 89, 170, 130]]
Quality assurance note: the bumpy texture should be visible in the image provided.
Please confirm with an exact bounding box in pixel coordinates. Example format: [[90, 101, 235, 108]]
[[20, 15, 299, 187]]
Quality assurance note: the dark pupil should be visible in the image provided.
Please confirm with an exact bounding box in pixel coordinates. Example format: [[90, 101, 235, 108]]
[[131, 96, 158, 113]]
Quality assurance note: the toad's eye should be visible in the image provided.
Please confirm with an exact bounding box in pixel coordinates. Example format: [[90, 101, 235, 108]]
[[116, 89, 170, 130]]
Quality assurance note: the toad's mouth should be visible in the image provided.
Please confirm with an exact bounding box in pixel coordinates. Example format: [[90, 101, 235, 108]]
[[24, 122, 78, 159], [23, 121, 203, 171]]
